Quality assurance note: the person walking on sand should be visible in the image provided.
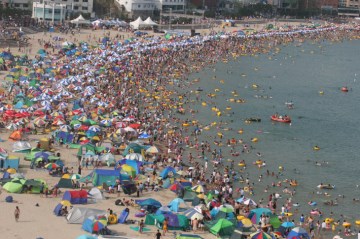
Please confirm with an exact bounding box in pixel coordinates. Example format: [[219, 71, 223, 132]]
[[14, 206, 20, 222], [163, 218, 168, 236]]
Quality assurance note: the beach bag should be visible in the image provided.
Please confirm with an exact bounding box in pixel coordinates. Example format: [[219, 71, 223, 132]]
[[5, 196, 13, 203]]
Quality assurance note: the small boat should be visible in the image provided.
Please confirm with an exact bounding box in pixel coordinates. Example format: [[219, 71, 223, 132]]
[[317, 184, 335, 190], [245, 117, 261, 122], [271, 115, 291, 123], [341, 86, 349, 92]]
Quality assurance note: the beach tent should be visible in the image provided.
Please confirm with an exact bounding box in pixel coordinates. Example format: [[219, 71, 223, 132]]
[[130, 17, 145, 30], [160, 166, 177, 179], [3, 155, 20, 170], [77, 143, 96, 157], [99, 153, 116, 166], [88, 187, 105, 201], [54, 203, 63, 216], [71, 15, 91, 26], [57, 178, 75, 188], [160, 214, 190, 230], [145, 214, 165, 226], [91, 169, 121, 186], [137, 198, 162, 208], [125, 152, 144, 161], [3, 179, 23, 193], [183, 189, 197, 202], [144, 17, 158, 26], [66, 207, 106, 224], [207, 218, 235, 238], [9, 130, 22, 140], [121, 182, 137, 195], [248, 208, 273, 224], [76, 235, 97, 239], [115, 159, 142, 174], [12, 141, 31, 152], [62, 190, 88, 204], [176, 234, 203, 239], [156, 206, 172, 215], [168, 198, 188, 212], [122, 143, 144, 156]]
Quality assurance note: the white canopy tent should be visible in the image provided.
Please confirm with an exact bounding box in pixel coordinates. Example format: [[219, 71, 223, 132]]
[[70, 15, 91, 26], [130, 17, 145, 29], [144, 17, 158, 26]]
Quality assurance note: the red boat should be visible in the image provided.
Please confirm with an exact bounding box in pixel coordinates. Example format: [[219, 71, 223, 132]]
[[271, 115, 291, 123], [341, 87, 349, 92]]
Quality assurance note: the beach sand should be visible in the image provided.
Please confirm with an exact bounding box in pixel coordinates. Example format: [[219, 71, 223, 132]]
[[0, 130, 216, 239]]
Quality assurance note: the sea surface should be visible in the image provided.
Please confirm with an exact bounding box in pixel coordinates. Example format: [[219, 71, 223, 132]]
[[178, 38, 360, 222]]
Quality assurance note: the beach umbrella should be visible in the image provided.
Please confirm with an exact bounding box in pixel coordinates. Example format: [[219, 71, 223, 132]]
[[286, 227, 310, 239], [250, 231, 276, 239], [242, 198, 258, 206], [238, 218, 253, 228], [281, 221, 295, 228], [146, 146, 159, 154], [92, 219, 106, 232], [248, 208, 273, 224], [59, 124, 71, 132], [62, 174, 71, 179], [129, 123, 141, 129], [191, 185, 205, 193], [45, 163, 59, 170], [115, 122, 126, 128], [71, 174, 81, 180], [125, 153, 144, 161], [183, 208, 204, 220], [100, 119, 112, 127], [219, 204, 235, 213], [7, 168, 17, 174], [121, 164, 137, 178]]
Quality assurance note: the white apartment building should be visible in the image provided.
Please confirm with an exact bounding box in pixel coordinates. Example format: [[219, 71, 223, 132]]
[[115, 0, 186, 18], [32, 0, 95, 22]]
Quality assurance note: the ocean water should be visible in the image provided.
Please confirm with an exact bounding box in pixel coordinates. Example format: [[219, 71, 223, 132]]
[[181, 38, 360, 222]]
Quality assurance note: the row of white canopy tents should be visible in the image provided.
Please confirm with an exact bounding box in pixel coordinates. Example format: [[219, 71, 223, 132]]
[[130, 17, 158, 30], [91, 19, 128, 27], [70, 15, 91, 26]]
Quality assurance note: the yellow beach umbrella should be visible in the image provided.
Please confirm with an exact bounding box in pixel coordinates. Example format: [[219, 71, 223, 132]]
[[62, 174, 71, 179], [7, 168, 17, 174], [61, 200, 72, 207]]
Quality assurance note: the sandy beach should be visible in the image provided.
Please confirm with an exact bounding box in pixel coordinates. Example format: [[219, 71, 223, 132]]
[[0, 19, 359, 239]]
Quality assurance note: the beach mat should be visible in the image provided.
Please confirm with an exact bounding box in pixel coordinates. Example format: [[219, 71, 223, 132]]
[[130, 226, 150, 232], [69, 144, 81, 149]]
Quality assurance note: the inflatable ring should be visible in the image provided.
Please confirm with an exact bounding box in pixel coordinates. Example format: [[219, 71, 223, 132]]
[[355, 220, 360, 225], [182, 123, 190, 127], [325, 218, 334, 224], [226, 107, 232, 110], [313, 146, 320, 151], [238, 163, 246, 167], [255, 160, 263, 165], [108, 214, 118, 224], [251, 138, 258, 143], [343, 222, 351, 227], [202, 102, 207, 106], [284, 212, 293, 217], [244, 187, 249, 192]]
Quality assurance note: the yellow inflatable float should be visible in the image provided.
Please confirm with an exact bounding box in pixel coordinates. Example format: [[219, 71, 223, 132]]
[[355, 220, 360, 225], [313, 146, 320, 151], [217, 112, 222, 116], [202, 102, 207, 106], [226, 106, 232, 110], [284, 212, 293, 217], [251, 138, 258, 143], [238, 163, 246, 167], [108, 214, 118, 224], [182, 123, 190, 127], [238, 129, 244, 134], [343, 222, 351, 228]]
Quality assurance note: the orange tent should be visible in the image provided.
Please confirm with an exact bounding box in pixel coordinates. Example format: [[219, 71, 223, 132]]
[[9, 130, 22, 140]]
